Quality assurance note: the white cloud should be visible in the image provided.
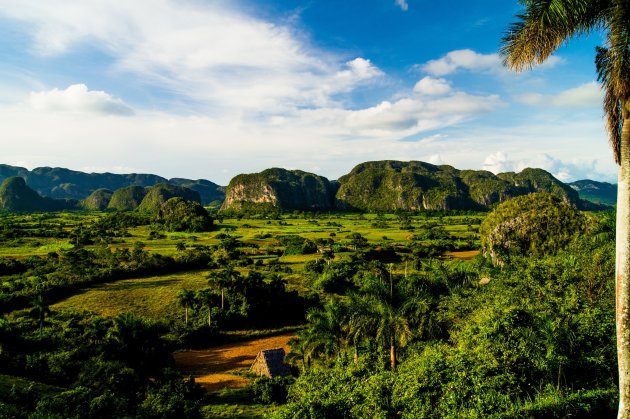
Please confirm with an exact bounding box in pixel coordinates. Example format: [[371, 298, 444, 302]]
[[482, 151, 513, 173], [482, 151, 610, 182], [0, 1, 383, 113], [395, 0, 409, 11], [517, 81, 602, 108], [413, 76, 452, 96], [421, 49, 501, 76], [29, 84, 133, 115]]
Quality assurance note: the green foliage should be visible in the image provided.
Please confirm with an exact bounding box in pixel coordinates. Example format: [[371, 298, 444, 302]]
[[479, 193, 586, 265], [158, 197, 214, 233], [251, 376, 294, 405]]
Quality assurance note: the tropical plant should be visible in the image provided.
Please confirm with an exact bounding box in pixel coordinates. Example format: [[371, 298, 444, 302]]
[[176, 289, 195, 326], [30, 294, 51, 336], [300, 298, 347, 361], [501, 1, 629, 413]]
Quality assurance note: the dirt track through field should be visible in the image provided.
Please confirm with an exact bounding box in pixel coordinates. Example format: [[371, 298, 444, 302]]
[[174, 333, 294, 392]]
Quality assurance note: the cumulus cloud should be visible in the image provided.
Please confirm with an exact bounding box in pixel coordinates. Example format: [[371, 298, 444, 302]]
[[29, 84, 133, 115], [413, 76, 452, 96], [482, 151, 606, 182], [482, 151, 513, 173], [517, 81, 602, 107], [395, 0, 409, 11], [421, 49, 501, 76]]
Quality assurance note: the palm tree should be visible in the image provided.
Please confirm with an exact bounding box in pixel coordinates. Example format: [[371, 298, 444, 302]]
[[208, 264, 240, 310], [176, 289, 195, 326], [501, 1, 630, 414], [195, 288, 218, 327], [301, 298, 347, 361], [348, 292, 411, 370], [30, 294, 51, 336]]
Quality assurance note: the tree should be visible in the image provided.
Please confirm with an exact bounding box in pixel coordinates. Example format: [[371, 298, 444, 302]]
[[348, 287, 411, 370], [501, 1, 630, 414], [30, 294, 51, 336], [176, 289, 195, 326], [300, 298, 347, 361], [195, 288, 218, 327], [208, 264, 240, 310]]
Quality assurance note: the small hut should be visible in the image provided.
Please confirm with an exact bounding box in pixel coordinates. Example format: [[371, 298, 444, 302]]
[[251, 348, 292, 378]]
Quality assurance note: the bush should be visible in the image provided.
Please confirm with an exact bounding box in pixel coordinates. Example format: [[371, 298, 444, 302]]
[[251, 376, 295, 404]]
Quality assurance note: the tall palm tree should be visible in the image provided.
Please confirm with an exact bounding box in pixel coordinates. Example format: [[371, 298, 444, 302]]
[[195, 288, 218, 327], [301, 298, 347, 361], [30, 294, 51, 336], [176, 289, 195, 326], [501, 0, 630, 414], [348, 292, 411, 370]]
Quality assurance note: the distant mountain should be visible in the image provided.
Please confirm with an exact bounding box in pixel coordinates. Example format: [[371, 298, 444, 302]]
[[0, 164, 224, 205], [336, 161, 585, 212], [222, 168, 337, 211], [221, 161, 611, 212], [0, 177, 78, 212], [568, 179, 617, 207], [0, 162, 615, 213]]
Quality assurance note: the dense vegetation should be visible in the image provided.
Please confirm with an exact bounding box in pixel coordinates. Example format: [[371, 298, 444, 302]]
[[0, 196, 617, 417]]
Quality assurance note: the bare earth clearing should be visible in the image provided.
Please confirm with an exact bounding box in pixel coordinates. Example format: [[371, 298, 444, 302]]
[[447, 250, 479, 260], [174, 333, 294, 392]]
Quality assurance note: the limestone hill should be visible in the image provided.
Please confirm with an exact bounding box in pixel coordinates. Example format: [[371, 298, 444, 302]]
[[0, 164, 224, 205], [137, 183, 201, 213], [107, 186, 148, 211], [82, 189, 114, 210], [222, 168, 336, 211], [0, 177, 78, 211]]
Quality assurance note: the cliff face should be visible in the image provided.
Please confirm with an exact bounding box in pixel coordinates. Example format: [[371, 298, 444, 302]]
[[334, 161, 584, 212], [221, 168, 336, 211]]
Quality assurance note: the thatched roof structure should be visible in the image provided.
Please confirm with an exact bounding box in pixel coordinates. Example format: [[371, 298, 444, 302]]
[[250, 348, 291, 378]]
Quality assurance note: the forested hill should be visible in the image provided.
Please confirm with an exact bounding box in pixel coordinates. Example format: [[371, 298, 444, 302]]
[[0, 164, 224, 205], [568, 179, 617, 206], [223, 161, 612, 212], [0, 162, 615, 212]]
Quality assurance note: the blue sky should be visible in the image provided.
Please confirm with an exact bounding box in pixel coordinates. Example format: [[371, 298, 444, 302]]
[[0, 0, 615, 184]]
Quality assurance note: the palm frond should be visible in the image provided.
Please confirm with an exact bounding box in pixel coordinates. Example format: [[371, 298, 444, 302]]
[[501, 0, 609, 71]]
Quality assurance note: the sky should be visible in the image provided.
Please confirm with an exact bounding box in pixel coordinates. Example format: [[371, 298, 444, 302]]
[[0, 0, 616, 185]]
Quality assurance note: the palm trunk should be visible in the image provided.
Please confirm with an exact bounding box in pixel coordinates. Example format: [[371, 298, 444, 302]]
[[185, 307, 188, 326], [617, 111, 630, 419], [221, 288, 224, 310], [208, 306, 212, 327], [390, 341, 396, 370]]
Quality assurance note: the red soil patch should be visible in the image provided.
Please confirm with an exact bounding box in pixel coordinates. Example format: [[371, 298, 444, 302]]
[[174, 333, 294, 392], [446, 250, 480, 260]]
